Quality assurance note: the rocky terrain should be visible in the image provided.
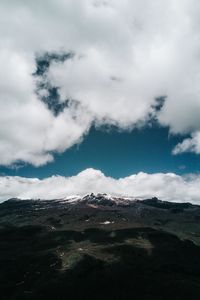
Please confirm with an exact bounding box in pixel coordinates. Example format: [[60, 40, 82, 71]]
[[1, 194, 200, 299]]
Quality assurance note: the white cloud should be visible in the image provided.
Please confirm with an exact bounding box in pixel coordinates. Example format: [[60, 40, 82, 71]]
[[0, 168, 200, 204], [0, 48, 92, 166], [173, 131, 200, 155], [1, 0, 200, 166]]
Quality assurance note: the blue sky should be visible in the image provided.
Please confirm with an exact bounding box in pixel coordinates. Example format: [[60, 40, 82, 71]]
[[1, 1, 200, 201], [1, 124, 199, 179]]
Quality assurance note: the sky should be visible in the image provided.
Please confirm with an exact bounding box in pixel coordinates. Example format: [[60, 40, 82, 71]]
[[1, 0, 200, 202], [1, 125, 200, 179]]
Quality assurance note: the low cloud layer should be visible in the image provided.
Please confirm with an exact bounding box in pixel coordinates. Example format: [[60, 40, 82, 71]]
[[0, 168, 200, 204], [1, 1, 200, 166]]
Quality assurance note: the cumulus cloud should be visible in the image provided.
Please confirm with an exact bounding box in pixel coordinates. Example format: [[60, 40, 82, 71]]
[[1, 0, 200, 166], [0, 168, 200, 204], [173, 132, 200, 155]]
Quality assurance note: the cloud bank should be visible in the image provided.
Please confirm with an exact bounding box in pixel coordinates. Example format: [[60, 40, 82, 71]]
[[1, 0, 200, 166], [0, 168, 200, 204]]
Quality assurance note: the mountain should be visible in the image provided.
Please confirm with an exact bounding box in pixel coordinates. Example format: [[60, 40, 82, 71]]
[[1, 194, 200, 299]]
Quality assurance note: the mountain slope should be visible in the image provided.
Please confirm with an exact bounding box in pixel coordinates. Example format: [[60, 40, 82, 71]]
[[1, 194, 200, 299]]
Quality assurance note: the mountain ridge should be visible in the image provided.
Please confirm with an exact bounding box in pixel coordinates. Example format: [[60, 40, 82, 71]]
[[4, 192, 196, 207]]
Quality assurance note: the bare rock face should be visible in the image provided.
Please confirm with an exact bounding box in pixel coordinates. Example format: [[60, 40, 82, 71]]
[[80, 193, 134, 206]]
